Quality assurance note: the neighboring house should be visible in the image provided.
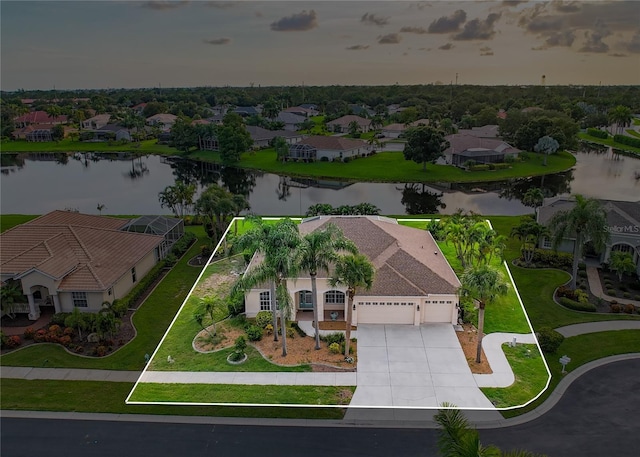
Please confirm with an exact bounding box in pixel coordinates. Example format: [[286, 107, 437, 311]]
[[537, 197, 640, 277], [83, 124, 132, 142], [381, 119, 430, 138], [387, 104, 403, 115], [146, 114, 178, 131], [275, 112, 306, 131], [0, 211, 172, 319], [326, 115, 371, 133], [81, 114, 111, 130], [245, 126, 303, 149], [232, 106, 261, 117], [348, 104, 374, 118], [14, 111, 68, 128], [457, 124, 500, 139], [299, 104, 320, 114], [131, 103, 147, 115], [283, 106, 318, 117], [287, 136, 371, 162], [443, 133, 520, 166], [243, 216, 461, 325]]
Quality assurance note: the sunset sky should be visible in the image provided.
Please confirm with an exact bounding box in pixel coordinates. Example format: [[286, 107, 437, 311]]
[[1, 0, 639, 90]]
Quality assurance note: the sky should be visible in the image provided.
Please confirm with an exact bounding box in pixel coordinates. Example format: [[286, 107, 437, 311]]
[[1, 0, 639, 90]]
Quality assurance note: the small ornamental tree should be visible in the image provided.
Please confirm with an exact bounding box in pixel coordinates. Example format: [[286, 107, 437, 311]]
[[403, 125, 449, 172]]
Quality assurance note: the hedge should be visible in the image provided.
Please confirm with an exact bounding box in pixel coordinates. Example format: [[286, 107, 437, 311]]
[[587, 128, 608, 139], [469, 164, 490, 171], [532, 249, 573, 269], [111, 260, 167, 310], [558, 297, 596, 312], [613, 134, 640, 148], [536, 327, 565, 354]]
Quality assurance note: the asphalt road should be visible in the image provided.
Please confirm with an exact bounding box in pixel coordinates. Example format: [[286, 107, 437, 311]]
[[2, 359, 639, 457]]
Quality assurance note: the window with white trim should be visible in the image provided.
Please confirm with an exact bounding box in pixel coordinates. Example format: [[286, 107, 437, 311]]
[[542, 237, 552, 249], [72, 292, 88, 308], [324, 290, 345, 304], [259, 291, 273, 311]]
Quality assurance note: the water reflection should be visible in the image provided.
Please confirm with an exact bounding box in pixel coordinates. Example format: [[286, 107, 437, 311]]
[[398, 183, 446, 215]]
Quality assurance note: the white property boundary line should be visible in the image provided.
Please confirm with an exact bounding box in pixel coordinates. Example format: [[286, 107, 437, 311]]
[[126, 217, 550, 411]]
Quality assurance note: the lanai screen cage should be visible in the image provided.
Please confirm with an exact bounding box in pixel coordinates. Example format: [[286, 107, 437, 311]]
[[121, 216, 184, 258], [288, 143, 317, 160]]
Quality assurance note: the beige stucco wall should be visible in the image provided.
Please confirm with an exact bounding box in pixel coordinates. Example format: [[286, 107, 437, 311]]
[[57, 291, 107, 313], [110, 249, 158, 302]]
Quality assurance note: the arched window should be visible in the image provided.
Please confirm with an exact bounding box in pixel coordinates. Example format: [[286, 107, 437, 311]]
[[612, 243, 634, 255], [324, 290, 345, 305], [298, 290, 313, 309]]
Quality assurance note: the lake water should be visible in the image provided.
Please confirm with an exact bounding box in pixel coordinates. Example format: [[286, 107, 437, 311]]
[[1, 148, 637, 216]]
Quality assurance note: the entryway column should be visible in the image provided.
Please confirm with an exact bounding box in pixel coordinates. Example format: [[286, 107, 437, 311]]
[[27, 293, 40, 320], [52, 293, 61, 314]]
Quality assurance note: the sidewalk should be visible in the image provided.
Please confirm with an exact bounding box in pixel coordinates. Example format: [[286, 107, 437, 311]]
[[139, 370, 356, 386], [474, 332, 537, 388], [1, 366, 139, 382], [586, 266, 640, 307], [555, 320, 640, 338]]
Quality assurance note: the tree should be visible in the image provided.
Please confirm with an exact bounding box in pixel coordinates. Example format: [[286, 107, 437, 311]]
[[0, 281, 26, 319], [96, 203, 106, 215], [609, 251, 636, 282], [64, 306, 88, 340], [549, 195, 609, 290], [434, 405, 501, 457], [608, 105, 632, 135], [403, 126, 449, 171], [262, 98, 280, 120], [298, 224, 358, 350], [170, 117, 197, 153], [521, 188, 544, 210], [347, 120, 360, 137], [272, 136, 289, 163], [459, 266, 508, 363], [233, 218, 301, 356], [195, 184, 250, 245], [533, 135, 559, 166], [510, 219, 548, 266], [194, 295, 222, 337], [329, 253, 374, 357], [217, 113, 253, 165], [51, 124, 65, 142], [158, 180, 196, 218]]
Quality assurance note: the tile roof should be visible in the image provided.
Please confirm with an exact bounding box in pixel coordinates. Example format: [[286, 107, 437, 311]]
[[326, 115, 371, 127], [298, 135, 368, 151], [1, 212, 163, 291], [298, 216, 460, 296], [245, 125, 302, 141], [14, 111, 68, 124], [444, 133, 520, 156], [537, 197, 640, 231]]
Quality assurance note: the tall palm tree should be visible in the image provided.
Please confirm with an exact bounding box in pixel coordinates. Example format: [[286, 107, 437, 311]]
[[549, 195, 609, 290], [459, 266, 509, 363], [434, 404, 500, 457], [521, 187, 545, 211], [510, 219, 549, 266], [329, 253, 374, 357], [234, 218, 301, 356], [298, 224, 358, 350], [608, 105, 632, 135]]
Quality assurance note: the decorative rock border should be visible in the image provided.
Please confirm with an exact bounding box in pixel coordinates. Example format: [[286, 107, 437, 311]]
[[226, 352, 247, 365]]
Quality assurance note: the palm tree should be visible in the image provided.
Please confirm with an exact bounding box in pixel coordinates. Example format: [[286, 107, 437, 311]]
[[608, 105, 632, 135], [272, 136, 289, 163], [459, 266, 509, 363], [549, 195, 609, 290], [521, 187, 545, 211], [298, 224, 358, 350], [434, 404, 500, 457], [510, 219, 549, 266], [329, 253, 374, 357]]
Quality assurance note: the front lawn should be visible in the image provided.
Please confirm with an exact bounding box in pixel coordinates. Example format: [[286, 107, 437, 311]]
[[187, 149, 576, 183], [481, 343, 548, 408], [578, 132, 640, 155]]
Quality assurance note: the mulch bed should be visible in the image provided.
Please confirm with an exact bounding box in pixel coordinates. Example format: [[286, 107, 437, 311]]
[[455, 323, 492, 374]]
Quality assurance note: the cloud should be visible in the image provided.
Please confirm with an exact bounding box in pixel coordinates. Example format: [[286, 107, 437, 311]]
[[346, 44, 370, 51], [361, 13, 389, 27], [480, 46, 494, 56], [378, 33, 402, 44], [544, 30, 575, 47], [620, 32, 640, 54], [203, 37, 231, 45], [438, 42, 454, 50], [578, 19, 611, 53], [270, 10, 318, 32], [428, 9, 467, 33], [553, 1, 581, 14], [142, 1, 189, 11], [204, 1, 235, 9], [400, 26, 428, 34], [609, 53, 627, 58], [453, 13, 501, 40], [526, 16, 564, 33]]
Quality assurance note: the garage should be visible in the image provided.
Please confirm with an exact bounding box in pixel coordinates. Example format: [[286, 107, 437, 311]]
[[355, 299, 415, 325], [422, 300, 455, 323]]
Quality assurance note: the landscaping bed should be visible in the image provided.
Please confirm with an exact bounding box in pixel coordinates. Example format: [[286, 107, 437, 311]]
[[455, 323, 492, 374]]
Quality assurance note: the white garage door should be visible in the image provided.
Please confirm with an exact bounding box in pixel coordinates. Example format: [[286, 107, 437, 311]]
[[423, 301, 454, 323], [356, 300, 415, 325]]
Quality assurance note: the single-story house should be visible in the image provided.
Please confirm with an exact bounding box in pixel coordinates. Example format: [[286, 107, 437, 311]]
[[275, 112, 306, 131], [326, 115, 371, 133], [14, 111, 68, 128], [348, 104, 374, 118], [381, 119, 430, 138], [244, 216, 461, 326], [283, 106, 318, 117], [443, 133, 520, 166], [287, 136, 371, 162], [298, 104, 320, 115], [131, 103, 147, 115], [0, 211, 172, 319], [232, 106, 261, 117], [245, 126, 304, 149], [537, 197, 640, 277], [81, 114, 111, 130], [146, 114, 178, 131], [82, 124, 132, 142], [457, 124, 499, 138]]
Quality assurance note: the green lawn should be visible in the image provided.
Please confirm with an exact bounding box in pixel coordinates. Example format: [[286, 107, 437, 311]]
[[578, 132, 640, 155], [0, 225, 209, 370], [0, 214, 39, 232], [0, 379, 345, 419], [626, 129, 640, 138], [481, 343, 548, 408], [187, 149, 576, 184], [128, 383, 353, 405], [502, 330, 640, 418]]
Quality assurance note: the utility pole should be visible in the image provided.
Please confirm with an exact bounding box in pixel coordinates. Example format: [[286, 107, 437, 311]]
[[455, 73, 458, 85]]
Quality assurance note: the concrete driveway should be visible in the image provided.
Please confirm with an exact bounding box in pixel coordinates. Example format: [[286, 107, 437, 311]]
[[349, 324, 495, 409]]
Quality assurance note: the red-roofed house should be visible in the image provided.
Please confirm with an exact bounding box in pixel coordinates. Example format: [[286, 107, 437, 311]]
[[326, 115, 371, 133], [0, 211, 179, 319], [14, 111, 68, 128]]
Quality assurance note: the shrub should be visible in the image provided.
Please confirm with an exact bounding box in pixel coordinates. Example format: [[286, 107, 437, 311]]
[[48, 325, 62, 336], [50, 312, 70, 326], [623, 292, 631, 298], [255, 311, 273, 328], [635, 295, 640, 301], [623, 304, 635, 314], [290, 322, 306, 338], [95, 346, 108, 357], [245, 325, 263, 342], [320, 156, 329, 162], [587, 128, 608, 139], [536, 327, 564, 354], [610, 304, 622, 313], [504, 155, 517, 163], [491, 163, 511, 170], [113, 260, 167, 310], [23, 327, 35, 340], [234, 336, 247, 354], [63, 327, 75, 336], [171, 232, 197, 257], [321, 332, 345, 346], [532, 249, 573, 269], [469, 164, 490, 171], [59, 335, 72, 347], [342, 157, 351, 163], [264, 324, 274, 336], [33, 329, 47, 343], [606, 289, 617, 297], [558, 297, 596, 312], [286, 327, 295, 338], [613, 134, 640, 148], [328, 342, 341, 354], [340, 341, 354, 355], [164, 254, 177, 267], [578, 270, 587, 278], [110, 300, 129, 318]]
